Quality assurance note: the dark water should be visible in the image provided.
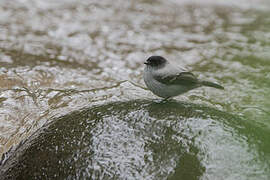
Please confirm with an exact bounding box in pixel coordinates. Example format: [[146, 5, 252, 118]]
[[0, 0, 270, 179]]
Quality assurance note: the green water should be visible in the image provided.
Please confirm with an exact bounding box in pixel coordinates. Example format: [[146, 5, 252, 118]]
[[0, 0, 270, 179]]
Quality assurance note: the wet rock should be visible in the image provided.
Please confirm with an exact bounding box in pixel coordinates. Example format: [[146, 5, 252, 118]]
[[1, 100, 269, 179]]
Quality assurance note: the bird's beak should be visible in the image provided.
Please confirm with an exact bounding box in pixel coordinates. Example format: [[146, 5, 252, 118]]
[[144, 62, 149, 65]]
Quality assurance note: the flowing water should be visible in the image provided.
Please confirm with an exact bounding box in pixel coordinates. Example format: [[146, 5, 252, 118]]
[[0, 0, 270, 179]]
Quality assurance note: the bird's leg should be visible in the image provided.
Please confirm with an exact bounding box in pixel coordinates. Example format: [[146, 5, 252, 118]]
[[161, 97, 172, 103]]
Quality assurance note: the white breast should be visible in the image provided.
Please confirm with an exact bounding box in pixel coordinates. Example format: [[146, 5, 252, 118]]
[[143, 66, 189, 98]]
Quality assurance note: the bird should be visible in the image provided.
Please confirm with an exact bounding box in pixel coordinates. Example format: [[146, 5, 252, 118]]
[[143, 56, 224, 99]]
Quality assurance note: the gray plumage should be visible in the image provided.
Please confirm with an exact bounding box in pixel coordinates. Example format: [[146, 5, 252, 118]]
[[143, 56, 224, 98]]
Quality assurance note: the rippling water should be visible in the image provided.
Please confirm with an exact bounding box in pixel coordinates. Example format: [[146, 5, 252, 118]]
[[0, 0, 270, 179]]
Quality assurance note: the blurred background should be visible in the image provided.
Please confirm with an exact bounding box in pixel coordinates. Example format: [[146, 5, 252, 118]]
[[0, 0, 270, 179]]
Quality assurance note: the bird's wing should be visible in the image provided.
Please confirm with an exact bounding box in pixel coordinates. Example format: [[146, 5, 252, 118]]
[[154, 71, 199, 86]]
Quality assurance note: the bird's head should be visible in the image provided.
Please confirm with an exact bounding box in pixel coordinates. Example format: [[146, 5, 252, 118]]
[[144, 56, 167, 68]]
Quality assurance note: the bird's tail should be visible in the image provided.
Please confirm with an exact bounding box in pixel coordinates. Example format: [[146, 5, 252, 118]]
[[200, 80, 224, 90]]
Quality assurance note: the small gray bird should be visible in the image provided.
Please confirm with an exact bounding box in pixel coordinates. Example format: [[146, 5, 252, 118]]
[[143, 56, 224, 99]]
